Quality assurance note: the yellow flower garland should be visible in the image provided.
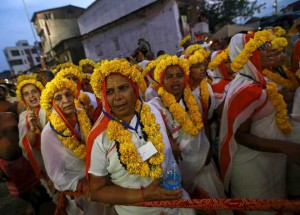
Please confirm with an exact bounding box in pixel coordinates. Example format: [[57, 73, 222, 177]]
[[186, 44, 203, 56], [274, 26, 286, 37], [52, 62, 78, 75], [17, 74, 37, 85], [48, 108, 91, 160], [199, 79, 210, 106], [16, 79, 44, 106], [91, 59, 147, 99], [179, 35, 191, 47], [158, 87, 203, 136], [188, 49, 211, 66], [40, 78, 78, 116], [208, 48, 229, 71], [142, 61, 158, 77], [106, 100, 165, 179], [271, 37, 288, 51], [79, 59, 95, 72], [263, 67, 298, 90], [231, 30, 275, 72], [266, 82, 292, 134], [55, 67, 84, 81], [154, 56, 190, 83], [296, 69, 300, 79]]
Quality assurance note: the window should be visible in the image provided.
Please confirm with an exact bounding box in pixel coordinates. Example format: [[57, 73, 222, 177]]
[[35, 57, 40, 62], [95, 44, 103, 56], [112, 37, 120, 51], [9, 59, 23, 66], [24, 59, 27, 64], [11, 50, 20, 56], [31, 48, 37, 54]]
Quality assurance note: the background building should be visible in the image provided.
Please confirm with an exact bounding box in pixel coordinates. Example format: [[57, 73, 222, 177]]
[[78, 0, 203, 62], [31, 5, 86, 67], [3, 40, 40, 77]]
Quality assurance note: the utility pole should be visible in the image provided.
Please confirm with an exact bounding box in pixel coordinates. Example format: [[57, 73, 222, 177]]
[[22, 0, 46, 69], [273, 0, 278, 15]]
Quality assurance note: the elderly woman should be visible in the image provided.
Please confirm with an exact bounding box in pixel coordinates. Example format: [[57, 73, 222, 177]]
[[149, 56, 231, 215], [86, 59, 195, 215], [219, 31, 300, 214], [40, 78, 109, 215]]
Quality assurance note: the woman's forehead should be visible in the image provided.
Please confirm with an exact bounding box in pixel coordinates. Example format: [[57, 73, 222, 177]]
[[106, 74, 130, 86]]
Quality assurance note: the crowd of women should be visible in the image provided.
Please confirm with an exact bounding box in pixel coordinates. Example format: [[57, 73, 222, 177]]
[[0, 26, 300, 215]]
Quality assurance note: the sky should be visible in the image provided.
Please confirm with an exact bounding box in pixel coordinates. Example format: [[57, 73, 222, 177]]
[[0, 0, 95, 72], [0, 0, 297, 72]]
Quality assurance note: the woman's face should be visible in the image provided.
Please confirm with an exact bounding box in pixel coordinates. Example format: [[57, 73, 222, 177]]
[[106, 75, 136, 123], [21, 84, 41, 108], [260, 43, 275, 69], [53, 89, 75, 116], [272, 50, 286, 68], [189, 63, 207, 83], [163, 65, 185, 101]]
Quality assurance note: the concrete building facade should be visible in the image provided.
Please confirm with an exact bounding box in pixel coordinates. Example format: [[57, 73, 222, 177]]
[[31, 5, 86, 67], [78, 0, 184, 62], [3, 40, 40, 76]]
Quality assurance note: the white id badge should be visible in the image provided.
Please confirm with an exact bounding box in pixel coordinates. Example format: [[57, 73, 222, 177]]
[[137, 141, 158, 161]]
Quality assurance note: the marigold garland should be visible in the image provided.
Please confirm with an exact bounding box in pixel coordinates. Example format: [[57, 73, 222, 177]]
[[40, 78, 78, 116], [154, 56, 190, 83], [199, 79, 210, 106], [52, 62, 78, 75], [274, 26, 286, 37], [231, 30, 275, 72], [91, 59, 147, 99], [208, 48, 229, 71], [158, 87, 203, 136], [48, 108, 91, 160], [55, 67, 84, 81], [296, 69, 300, 79], [106, 100, 165, 179], [188, 49, 211, 66], [179, 35, 191, 47], [17, 74, 37, 85], [16, 79, 44, 106], [186, 44, 203, 56], [263, 67, 298, 90], [266, 82, 292, 134], [79, 59, 95, 72], [271, 37, 288, 51], [142, 61, 158, 77]]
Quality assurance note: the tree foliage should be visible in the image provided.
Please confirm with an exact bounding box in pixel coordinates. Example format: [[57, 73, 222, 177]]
[[198, 0, 258, 32]]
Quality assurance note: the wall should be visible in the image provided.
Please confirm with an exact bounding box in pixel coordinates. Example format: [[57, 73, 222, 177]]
[[79, 0, 182, 62], [78, 0, 159, 35]]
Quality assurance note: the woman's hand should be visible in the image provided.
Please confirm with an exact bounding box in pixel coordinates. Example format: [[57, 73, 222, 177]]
[[27, 108, 41, 132], [143, 178, 182, 201]]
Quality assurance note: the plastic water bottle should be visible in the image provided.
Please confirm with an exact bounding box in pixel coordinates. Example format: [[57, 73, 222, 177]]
[[162, 157, 181, 215]]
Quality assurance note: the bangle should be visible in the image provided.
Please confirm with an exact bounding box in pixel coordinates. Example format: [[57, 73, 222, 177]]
[[140, 186, 145, 202]]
